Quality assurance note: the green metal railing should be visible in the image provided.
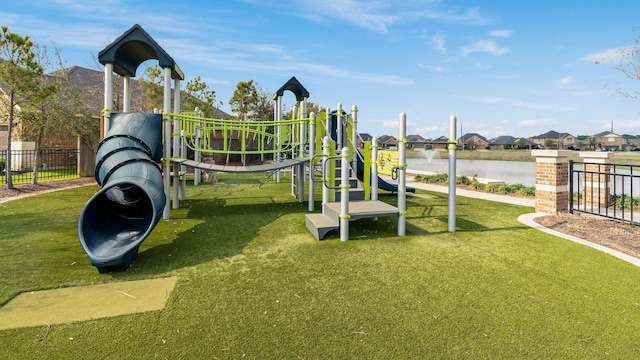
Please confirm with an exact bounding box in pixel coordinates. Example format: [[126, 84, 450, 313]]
[[168, 112, 311, 155]]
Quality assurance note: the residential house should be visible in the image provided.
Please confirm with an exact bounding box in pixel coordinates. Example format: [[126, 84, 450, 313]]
[[429, 135, 450, 150], [1, 65, 232, 152], [489, 136, 537, 150], [356, 132, 373, 148], [530, 130, 577, 150], [593, 131, 625, 151], [459, 133, 489, 150], [377, 135, 397, 149], [406, 134, 428, 149]]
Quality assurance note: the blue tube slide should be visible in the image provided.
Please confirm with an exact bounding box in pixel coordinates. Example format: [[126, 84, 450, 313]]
[[78, 113, 165, 273]]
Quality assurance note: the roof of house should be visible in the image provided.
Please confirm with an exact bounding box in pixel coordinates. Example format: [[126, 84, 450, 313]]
[[431, 135, 450, 143], [489, 135, 517, 145], [378, 135, 397, 144], [531, 130, 571, 139], [359, 133, 373, 141], [407, 134, 427, 142], [593, 131, 620, 138], [459, 133, 488, 143]]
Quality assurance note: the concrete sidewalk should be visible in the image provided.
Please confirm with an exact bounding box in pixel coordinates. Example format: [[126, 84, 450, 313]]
[[389, 172, 640, 268]]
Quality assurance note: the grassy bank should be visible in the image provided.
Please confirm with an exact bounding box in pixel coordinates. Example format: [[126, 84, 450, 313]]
[[2, 173, 640, 358]]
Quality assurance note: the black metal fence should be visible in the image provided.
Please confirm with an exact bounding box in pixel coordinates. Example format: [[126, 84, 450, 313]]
[[0, 149, 79, 185], [570, 161, 640, 225]]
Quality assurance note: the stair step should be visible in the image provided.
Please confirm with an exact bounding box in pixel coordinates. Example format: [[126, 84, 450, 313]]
[[335, 188, 364, 201], [324, 200, 399, 220], [305, 213, 339, 240]]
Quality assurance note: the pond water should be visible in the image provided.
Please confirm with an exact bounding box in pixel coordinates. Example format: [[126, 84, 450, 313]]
[[407, 158, 536, 186], [407, 155, 640, 196]]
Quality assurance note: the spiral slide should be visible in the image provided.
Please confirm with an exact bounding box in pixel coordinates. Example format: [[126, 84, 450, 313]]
[[78, 113, 165, 273]]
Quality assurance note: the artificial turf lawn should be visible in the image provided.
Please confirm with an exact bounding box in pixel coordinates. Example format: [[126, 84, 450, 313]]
[[1, 173, 640, 359]]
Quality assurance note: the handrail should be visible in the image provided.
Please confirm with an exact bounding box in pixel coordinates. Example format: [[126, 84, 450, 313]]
[[322, 154, 343, 190]]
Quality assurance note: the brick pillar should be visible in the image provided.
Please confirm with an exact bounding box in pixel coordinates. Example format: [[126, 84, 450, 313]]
[[531, 150, 571, 214], [579, 152, 612, 209]]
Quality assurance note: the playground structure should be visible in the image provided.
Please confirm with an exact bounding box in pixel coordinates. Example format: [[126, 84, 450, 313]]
[[77, 24, 409, 273]]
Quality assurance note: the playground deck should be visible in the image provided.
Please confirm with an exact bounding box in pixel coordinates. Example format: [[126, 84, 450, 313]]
[[306, 200, 399, 240], [325, 200, 399, 219]]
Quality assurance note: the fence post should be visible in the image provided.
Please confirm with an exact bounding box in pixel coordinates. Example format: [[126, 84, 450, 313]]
[[531, 150, 571, 214], [579, 151, 612, 209]]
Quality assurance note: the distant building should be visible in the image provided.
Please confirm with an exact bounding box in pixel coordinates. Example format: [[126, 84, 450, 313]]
[[357, 132, 373, 148], [530, 130, 577, 150], [1, 65, 232, 152], [459, 133, 489, 150], [593, 131, 624, 151], [489, 136, 537, 150], [406, 134, 428, 149], [430, 135, 450, 150], [377, 135, 397, 149]]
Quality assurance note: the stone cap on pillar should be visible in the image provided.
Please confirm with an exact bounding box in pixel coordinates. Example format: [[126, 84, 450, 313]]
[[579, 151, 613, 163], [531, 149, 572, 158]]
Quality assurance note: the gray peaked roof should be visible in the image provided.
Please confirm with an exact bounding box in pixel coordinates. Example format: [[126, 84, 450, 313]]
[[98, 24, 184, 80]]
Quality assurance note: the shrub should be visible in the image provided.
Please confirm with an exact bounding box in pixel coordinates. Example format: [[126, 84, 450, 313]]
[[470, 182, 486, 191], [610, 194, 640, 209], [518, 187, 536, 197], [0, 158, 5, 173], [456, 175, 471, 185], [486, 184, 500, 193], [416, 173, 448, 183], [498, 184, 513, 194]]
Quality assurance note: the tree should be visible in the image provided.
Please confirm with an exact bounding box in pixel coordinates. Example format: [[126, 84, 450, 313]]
[[229, 80, 259, 165], [19, 43, 59, 184], [595, 28, 640, 101], [306, 101, 322, 116], [0, 26, 43, 189], [249, 85, 276, 163], [250, 85, 274, 121], [465, 138, 475, 150], [516, 138, 529, 149], [139, 65, 163, 112], [229, 80, 258, 121], [544, 139, 554, 150], [184, 75, 220, 118]]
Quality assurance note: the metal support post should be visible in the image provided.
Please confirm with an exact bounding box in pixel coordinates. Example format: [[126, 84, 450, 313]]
[[398, 113, 407, 236], [340, 147, 350, 241], [448, 115, 457, 232]]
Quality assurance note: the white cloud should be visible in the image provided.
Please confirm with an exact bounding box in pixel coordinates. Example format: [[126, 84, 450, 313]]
[[461, 40, 509, 56], [431, 34, 447, 54], [417, 63, 445, 73], [469, 96, 503, 104], [271, 1, 495, 33], [489, 29, 512, 38], [582, 46, 634, 64], [518, 117, 558, 127], [559, 76, 573, 85]]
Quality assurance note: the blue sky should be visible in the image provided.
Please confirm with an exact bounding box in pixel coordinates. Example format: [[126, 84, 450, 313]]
[[3, 1, 640, 140]]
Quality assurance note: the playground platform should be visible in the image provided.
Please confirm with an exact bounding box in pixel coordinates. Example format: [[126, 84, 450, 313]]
[[306, 200, 399, 240]]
